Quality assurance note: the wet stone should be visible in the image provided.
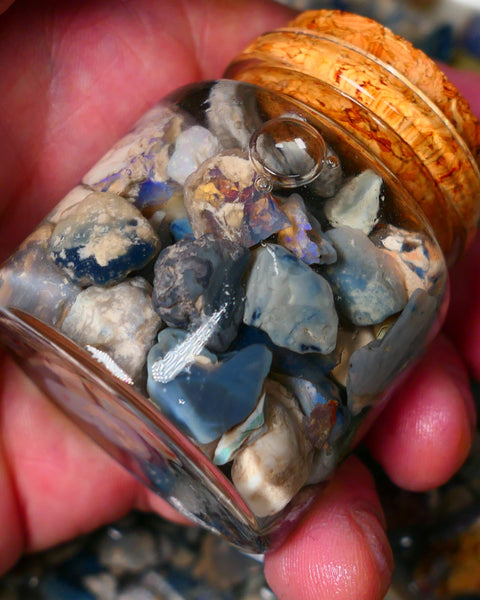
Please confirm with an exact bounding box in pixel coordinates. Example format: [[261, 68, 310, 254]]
[[184, 152, 290, 247], [97, 528, 157, 575], [277, 193, 337, 265], [49, 192, 160, 286], [147, 328, 272, 444], [152, 234, 250, 352], [243, 243, 338, 354], [324, 169, 382, 235], [61, 277, 161, 382], [0, 223, 81, 327], [231, 379, 313, 517], [322, 226, 408, 326]]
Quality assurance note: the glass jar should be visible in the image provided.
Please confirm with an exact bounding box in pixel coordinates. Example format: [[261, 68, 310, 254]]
[[0, 10, 479, 553]]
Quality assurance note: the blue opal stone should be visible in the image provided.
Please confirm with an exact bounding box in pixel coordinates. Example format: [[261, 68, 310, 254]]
[[279, 374, 349, 449], [322, 226, 407, 326], [347, 288, 438, 414], [147, 333, 272, 444], [136, 179, 178, 209], [170, 217, 194, 242], [233, 325, 338, 382], [49, 192, 160, 286]]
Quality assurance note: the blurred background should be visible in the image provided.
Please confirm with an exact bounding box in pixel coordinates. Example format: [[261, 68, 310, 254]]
[[1, 1, 480, 599]]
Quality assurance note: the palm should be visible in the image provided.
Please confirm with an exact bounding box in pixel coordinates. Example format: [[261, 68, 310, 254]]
[[0, 2, 478, 599]]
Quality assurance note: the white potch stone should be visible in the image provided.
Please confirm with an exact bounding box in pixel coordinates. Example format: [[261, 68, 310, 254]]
[[231, 379, 313, 518], [167, 125, 219, 185], [324, 169, 382, 235], [61, 277, 161, 382]]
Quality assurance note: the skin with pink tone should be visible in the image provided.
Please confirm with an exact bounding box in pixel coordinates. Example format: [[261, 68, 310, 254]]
[[0, 2, 479, 599]]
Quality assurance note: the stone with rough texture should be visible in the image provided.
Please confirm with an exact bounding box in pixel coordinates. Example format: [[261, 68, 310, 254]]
[[49, 192, 160, 286], [231, 379, 313, 517], [371, 224, 445, 297], [152, 234, 250, 352], [324, 169, 382, 234], [277, 193, 337, 265], [61, 277, 161, 382], [243, 243, 338, 353], [167, 125, 220, 185], [323, 226, 408, 326], [184, 152, 289, 247]]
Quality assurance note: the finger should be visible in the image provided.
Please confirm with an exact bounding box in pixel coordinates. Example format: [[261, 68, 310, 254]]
[[366, 334, 475, 491], [265, 456, 393, 600], [444, 230, 480, 381], [0, 0, 14, 15], [0, 356, 186, 563]]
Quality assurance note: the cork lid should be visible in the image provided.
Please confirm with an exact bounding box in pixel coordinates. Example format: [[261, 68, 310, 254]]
[[225, 9, 480, 263]]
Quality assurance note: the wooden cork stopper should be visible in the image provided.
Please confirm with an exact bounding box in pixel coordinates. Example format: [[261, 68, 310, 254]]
[[225, 9, 480, 263]]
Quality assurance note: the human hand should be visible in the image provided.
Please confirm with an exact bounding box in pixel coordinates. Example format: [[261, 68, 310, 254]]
[[0, 2, 478, 599]]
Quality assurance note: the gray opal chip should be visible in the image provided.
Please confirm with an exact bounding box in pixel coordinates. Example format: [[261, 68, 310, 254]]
[[152, 234, 250, 352], [243, 243, 338, 354], [323, 226, 408, 326]]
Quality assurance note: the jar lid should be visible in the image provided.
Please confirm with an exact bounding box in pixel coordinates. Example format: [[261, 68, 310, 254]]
[[225, 9, 480, 263]]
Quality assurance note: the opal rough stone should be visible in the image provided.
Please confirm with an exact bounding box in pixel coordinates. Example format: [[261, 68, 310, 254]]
[[184, 152, 290, 247], [322, 226, 408, 326], [61, 277, 161, 382], [243, 243, 338, 354], [147, 335, 272, 444], [277, 193, 337, 265], [231, 379, 313, 517], [347, 288, 438, 414], [49, 192, 160, 286], [152, 234, 250, 352], [324, 169, 382, 234], [167, 125, 220, 185]]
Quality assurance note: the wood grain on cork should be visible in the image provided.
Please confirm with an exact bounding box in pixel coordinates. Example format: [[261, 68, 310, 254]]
[[225, 10, 480, 261]]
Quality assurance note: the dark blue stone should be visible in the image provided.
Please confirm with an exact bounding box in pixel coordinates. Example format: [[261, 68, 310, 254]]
[[233, 324, 338, 383], [170, 217, 194, 241], [147, 341, 272, 444], [136, 179, 178, 208]]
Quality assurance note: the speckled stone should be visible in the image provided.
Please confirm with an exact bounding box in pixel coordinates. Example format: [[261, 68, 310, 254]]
[[152, 234, 250, 352], [184, 152, 289, 247], [0, 223, 80, 326], [277, 193, 337, 265], [371, 224, 446, 297], [231, 379, 313, 517], [324, 169, 382, 234], [97, 527, 157, 575], [61, 277, 161, 382], [243, 243, 338, 354], [49, 192, 160, 286], [322, 226, 408, 326]]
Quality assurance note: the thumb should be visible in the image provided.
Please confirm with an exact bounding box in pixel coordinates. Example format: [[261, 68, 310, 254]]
[[265, 456, 393, 600]]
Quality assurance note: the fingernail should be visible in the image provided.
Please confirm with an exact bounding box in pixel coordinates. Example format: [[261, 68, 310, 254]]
[[352, 506, 394, 584]]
